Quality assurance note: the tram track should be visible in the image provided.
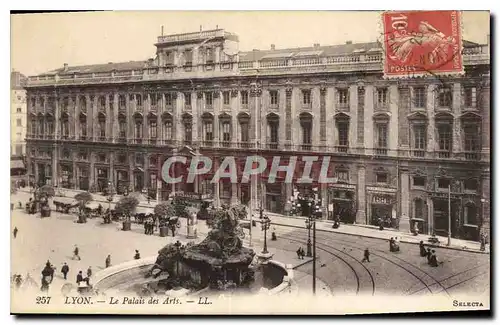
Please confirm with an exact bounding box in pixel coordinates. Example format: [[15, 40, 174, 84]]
[[283, 231, 453, 297], [280, 234, 376, 296]]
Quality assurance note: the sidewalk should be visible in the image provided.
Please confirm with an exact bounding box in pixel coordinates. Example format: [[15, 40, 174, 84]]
[[17, 187, 488, 254], [266, 213, 488, 255]]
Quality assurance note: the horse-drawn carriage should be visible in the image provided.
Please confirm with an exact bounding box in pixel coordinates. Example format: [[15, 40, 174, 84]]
[[53, 198, 80, 214], [25, 197, 51, 217]]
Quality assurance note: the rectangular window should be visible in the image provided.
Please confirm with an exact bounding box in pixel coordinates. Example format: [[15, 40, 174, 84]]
[[80, 121, 87, 137], [164, 121, 172, 140], [119, 95, 126, 109], [222, 122, 231, 142], [413, 124, 426, 150], [376, 124, 388, 148], [99, 96, 106, 110], [464, 179, 478, 191], [184, 93, 191, 106], [464, 86, 477, 108], [204, 122, 213, 141], [336, 170, 349, 182], [135, 123, 143, 138], [149, 121, 157, 138], [62, 121, 69, 137], [438, 124, 452, 151], [302, 124, 311, 144], [413, 87, 426, 108], [223, 91, 230, 105], [135, 154, 144, 166], [241, 91, 249, 105], [150, 94, 157, 107], [136, 94, 142, 108], [376, 88, 388, 107], [17, 107, 22, 113], [337, 88, 349, 106], [413, 176, 426, 187], [438, 178, 450, 189], [463, 124, 479, 151], [98, 121, 106, 137], [221, 182, 231, 197], [108, 95, 114, 108], [205, 92, 213, 106], [302, 90, 311, 105], [184, 50, 193, 65], [376, 173, 388, 184], [184, 123, 192, 142], [165, 94, 172, 106], [240, 122, 249, 142], [438, 86, 452, 107], [119, 121, 126, 138], [337, 122, 349, 146], [16, 118, 22, 127], [270, 123, 279, 143], [270, 90, 279, 106]]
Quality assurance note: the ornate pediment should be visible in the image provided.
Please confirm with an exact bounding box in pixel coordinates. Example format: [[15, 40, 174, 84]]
[[407, 112, 428, 121]]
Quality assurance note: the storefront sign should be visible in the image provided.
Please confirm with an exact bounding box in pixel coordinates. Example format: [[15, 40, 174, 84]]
[[367, 186, 397, 194], [172, 192, 213, 201], [372, 195, 392, 205], [329, 183, 356, 190]]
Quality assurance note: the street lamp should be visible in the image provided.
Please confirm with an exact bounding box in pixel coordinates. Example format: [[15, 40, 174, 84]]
[[305, 213, 313, 258], [260, 213, 271, 255]]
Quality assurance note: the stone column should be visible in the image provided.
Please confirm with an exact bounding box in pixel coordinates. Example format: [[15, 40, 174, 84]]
[[364, 85, 375, 151], [326, 87, 335, 149], [52, 144, 58, 187], [54, 94, 60, 139], [174, 92, 181, 143], [129, 153, 134, 192], [74, 96, 80, 140], [348, 85, 358, 152], [72, 159, 77, 189], [213, 157, 220, 207], [143, 93, 149, 141], [426, 84, 436, 152], [250, 84, 262, 145], [279, 88, 286, 146], [481, 167, 490, 238], [312, 87, 321, 148], [85, 94, 92, 140], [427, 197, 434, 234], [481, 73, 490, 160], [143, 154, 149, 192], [231, 183, 239, 205], [452, 82, 462, 153], [89, 153, 95, 189], [191, 92, 198, 142], [109, 152, 115, 188], [127, 94, 134, 141], [389, 84, 399, 156], [112, 94, 119, 142], [291, 88, 299, 146], [320, 182, 328, 220], [34, 162, 39, 185], [214, 91, 221, 145], [356, 165, 366, 224], [171, 148, 177, 195], [399, 166, 411, 232]]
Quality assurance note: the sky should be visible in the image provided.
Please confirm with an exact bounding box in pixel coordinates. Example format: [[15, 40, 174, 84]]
[[11, 11, 490, 77]]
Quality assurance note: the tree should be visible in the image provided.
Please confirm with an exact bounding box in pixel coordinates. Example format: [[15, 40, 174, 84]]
[[74, 192, 93, 216], [154, 202, 174, 219], [37, 185, 55, 200], [172, 197, 189, 218], [115, 196, 140, 221]]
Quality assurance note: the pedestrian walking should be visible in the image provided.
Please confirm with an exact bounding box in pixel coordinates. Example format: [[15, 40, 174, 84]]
[[87, 266, 92, 278], [429, 250, 439, 267], [419, 241, 427, 257], [147, 196, 151, 205], [480, 233, 487, 252], [296, 247, 302, 259], [105, 255, 111, 268], [389, 237, 395, 252], [73, 245, 81, 261], [76, 271, 84, 285], [61, 263, 69, 280], [134, 250, 141, 260], [378, 217, 384, 231], [362, 248, 370, 262], [13, 227, 18, 239]]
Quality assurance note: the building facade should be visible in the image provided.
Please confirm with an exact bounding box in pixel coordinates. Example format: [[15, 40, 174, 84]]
[[11, 71, 27, 156], [25, 29, 490, 241]]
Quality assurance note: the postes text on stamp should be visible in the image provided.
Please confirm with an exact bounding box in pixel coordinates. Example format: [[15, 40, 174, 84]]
[[382, 10, 463, 78]]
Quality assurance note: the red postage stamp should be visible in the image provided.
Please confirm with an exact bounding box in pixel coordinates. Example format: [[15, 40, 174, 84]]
[[382, 10, 463, 78]]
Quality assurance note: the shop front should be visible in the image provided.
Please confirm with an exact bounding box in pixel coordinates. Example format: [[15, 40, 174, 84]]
[[265, 183, 282, 213], [430, 194, 460, 238], [60, 164, 73, 189], [366, 187, 397, 227], [95, 166, 109, 192], [327, 184, 356, 223], [77, 165, 89, 191], [116, 170, 129, 194]]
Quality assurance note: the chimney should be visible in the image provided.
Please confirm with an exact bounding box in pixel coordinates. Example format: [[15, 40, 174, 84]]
[[346, 40, 352, 45], [313, 43, 320, 48], [63, 63, 68, 71], [271, 44, 275, 50]]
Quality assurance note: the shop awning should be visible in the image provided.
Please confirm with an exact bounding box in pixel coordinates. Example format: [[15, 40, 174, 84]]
[[10, 160, 25, 169], [136, 206, 154, 214], [411, 218, 426, 222], [54, 197, 77, 205]]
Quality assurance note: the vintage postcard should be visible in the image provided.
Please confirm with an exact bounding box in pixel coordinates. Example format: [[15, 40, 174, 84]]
[[10, 10, 490, 315]]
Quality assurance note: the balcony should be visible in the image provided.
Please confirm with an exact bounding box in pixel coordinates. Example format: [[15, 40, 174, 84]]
[[437, 150, 451, 159], [464, 151, 481, 161], [335, 145, 348, 153], [411, 149, 426, 158], [301, 144, 312, 151], [267, 142, 279, 150], [118, 137, 127, 144], [203, 140, 214, 147], [134, 138, 143, 145], [148, 138, 157, 145], [221, 141, 231, 148], [237, 142, 254, 149], [374, 148, 388, 156], [336, 103, 350, 111]]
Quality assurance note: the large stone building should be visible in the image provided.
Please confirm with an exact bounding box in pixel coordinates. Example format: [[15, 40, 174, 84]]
[[25, 28, 490, 240], [11, 71, 27, 157]]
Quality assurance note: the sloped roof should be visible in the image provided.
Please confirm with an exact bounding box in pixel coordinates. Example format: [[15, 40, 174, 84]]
[[43, 60, 150, 76]]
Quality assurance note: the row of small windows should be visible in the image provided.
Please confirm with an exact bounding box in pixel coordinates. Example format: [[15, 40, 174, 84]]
[[28, 85, 479, 112]]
